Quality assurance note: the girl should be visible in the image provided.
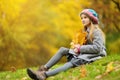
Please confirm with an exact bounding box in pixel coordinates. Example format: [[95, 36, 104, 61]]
[[27, 9, 107, 80]]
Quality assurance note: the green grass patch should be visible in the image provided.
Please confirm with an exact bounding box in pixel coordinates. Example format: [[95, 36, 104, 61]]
[[0, 54, 120, 80], [0, 68, 30, 80]]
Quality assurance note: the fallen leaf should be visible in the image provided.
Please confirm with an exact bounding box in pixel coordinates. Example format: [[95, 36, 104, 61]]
[[10, 66, 17, 72], [6, 75, 10, 79], [80, 65, 87, 78], [95, 75, 102, 79], [95, 62, 115, 79], [105, 62, 114, 73], [21, 77, 28, 80]]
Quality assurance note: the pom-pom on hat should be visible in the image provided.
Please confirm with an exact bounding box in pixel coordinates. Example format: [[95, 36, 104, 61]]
[[80, 9, 98, 24]]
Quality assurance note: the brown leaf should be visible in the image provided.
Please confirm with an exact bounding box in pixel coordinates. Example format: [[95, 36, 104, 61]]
[[80, 65, 87, 78], [10, 66, 17, 72]]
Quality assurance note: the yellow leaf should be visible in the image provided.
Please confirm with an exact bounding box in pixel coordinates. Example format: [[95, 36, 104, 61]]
[[95, 62, 115, 79], [105, 62, 114, 73]]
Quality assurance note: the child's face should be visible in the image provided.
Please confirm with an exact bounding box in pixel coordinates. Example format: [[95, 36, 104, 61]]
[[80, 14, 91, 27]]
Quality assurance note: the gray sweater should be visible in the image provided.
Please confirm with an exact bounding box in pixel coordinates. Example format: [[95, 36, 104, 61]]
[[69, 27, 107, 61]]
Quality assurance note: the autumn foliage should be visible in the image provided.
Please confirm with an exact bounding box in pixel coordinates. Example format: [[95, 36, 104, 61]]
[[70, 29, 87, 48], [0, 0, 119, 71]]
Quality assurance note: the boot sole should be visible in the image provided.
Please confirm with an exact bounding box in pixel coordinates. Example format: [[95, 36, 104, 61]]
[[27, 68, 39, 80]]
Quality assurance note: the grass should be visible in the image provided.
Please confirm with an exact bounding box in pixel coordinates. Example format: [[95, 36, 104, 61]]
[[0, 68, 29, 80], [0, 54, 120, 80]]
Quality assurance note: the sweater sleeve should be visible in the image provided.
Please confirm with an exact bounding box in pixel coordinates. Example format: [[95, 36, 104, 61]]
[[80, 29, 103, 54]]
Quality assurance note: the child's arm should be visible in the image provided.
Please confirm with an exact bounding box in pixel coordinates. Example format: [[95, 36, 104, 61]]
[[80, 29, 104, 54]]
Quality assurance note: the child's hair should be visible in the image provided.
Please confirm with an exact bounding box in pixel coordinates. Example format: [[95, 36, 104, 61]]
[[89, 22, 105, 44]]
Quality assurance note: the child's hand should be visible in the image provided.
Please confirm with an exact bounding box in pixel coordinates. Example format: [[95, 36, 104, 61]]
[[73, 48, 79, 54], [73, 44, 80, 54]]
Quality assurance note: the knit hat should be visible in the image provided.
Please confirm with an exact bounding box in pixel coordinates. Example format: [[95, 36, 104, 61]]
[[80, 9, 98, 24]]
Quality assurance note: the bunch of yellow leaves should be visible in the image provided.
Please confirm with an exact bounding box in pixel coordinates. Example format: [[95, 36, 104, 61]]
[[70, 29, 87, 48]]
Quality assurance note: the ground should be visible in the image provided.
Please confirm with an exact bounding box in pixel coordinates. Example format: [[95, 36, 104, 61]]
[[0, 54, 120, 80]]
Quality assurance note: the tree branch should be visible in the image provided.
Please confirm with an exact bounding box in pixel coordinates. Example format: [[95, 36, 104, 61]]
[[111, 0, 120, 11]]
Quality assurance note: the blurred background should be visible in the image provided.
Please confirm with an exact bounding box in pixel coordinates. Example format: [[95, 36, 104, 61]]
[[0, 0, 120, 71]]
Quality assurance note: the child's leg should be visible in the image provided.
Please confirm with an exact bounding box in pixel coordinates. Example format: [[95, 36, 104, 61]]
[[45, 62, 73, 77], [45, 47, 69, 69]]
